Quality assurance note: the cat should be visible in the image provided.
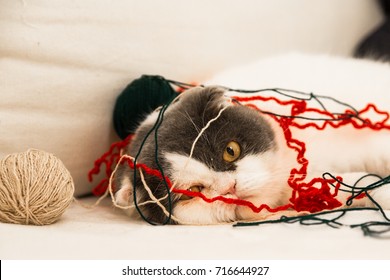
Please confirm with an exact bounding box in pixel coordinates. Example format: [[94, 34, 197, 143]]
[[114, 54, 390, 225]]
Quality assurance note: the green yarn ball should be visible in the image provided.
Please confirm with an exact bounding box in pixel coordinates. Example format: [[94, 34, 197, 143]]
[[113, 75, 178, 140]]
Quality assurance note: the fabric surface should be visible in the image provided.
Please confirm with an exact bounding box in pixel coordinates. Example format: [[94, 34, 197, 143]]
[[1, 196, 389, 259]]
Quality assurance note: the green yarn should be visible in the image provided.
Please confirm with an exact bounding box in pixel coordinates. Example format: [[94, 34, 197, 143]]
[[113, 75, 178, 139]]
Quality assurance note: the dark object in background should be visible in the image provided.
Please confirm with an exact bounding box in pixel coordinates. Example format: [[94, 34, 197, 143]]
[[355, 0, 390, 61], [113, 75, 178, 140]]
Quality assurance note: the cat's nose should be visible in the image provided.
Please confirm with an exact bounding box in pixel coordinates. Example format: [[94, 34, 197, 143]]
[[221, 180, 236, 196]]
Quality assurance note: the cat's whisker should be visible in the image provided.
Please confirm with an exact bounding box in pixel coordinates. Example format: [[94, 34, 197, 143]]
[[182, 110, 201, 135], [211, 122, 230, 142]]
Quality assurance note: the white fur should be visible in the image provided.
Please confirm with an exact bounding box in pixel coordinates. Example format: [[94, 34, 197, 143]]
[[141, 110, 160, 127]]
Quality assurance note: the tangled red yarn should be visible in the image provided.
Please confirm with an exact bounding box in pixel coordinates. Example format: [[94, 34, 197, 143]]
[[88, 92, 390, 215]]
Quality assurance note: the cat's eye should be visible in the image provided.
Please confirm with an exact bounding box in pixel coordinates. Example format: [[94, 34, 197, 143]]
[[179, 185, 203, 200], [223, 141, 241, 163]]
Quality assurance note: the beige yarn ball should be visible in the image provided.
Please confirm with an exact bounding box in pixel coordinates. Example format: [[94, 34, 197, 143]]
[[0, 149, 75, 225]]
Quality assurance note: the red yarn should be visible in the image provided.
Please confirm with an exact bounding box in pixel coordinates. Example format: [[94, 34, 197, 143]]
[[89, 92, 390, 215], [233, 95, 390, 212], [88, 135, 133, 196]]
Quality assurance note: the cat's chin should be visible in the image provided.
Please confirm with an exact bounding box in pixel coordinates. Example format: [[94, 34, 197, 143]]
[[173, 199, 238, 225]]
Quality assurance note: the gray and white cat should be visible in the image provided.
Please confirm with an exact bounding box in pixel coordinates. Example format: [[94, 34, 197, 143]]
[[114, 54, 390, 225]]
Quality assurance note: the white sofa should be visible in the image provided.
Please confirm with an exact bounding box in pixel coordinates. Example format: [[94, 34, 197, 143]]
[[1, 0, 390, 260]]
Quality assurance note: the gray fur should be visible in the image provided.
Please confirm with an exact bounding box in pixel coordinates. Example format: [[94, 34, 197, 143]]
[[115, 87, 275, 224]]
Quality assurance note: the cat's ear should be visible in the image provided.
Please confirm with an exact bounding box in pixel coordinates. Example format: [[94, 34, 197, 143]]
[[179, 86, 228, 105], [115, 176, 134, 207], [203, 86, 234, 107]]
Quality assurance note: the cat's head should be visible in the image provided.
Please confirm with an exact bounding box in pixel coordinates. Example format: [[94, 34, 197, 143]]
[[115, 86, 285, 224]]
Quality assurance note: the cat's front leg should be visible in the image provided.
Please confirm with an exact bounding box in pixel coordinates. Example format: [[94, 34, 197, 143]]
[[114, 172, 138, 218], [365, 179, 390, 210]]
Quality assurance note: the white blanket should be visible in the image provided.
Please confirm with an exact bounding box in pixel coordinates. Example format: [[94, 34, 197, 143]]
[[1, 197, 389, 259]]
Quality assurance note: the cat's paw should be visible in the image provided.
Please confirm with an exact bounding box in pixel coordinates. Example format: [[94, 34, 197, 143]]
[[114, 176, 138, 217], [115, 176, 133, 206], [333, 172, 387, 208], [370, 184, 390, 210]]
